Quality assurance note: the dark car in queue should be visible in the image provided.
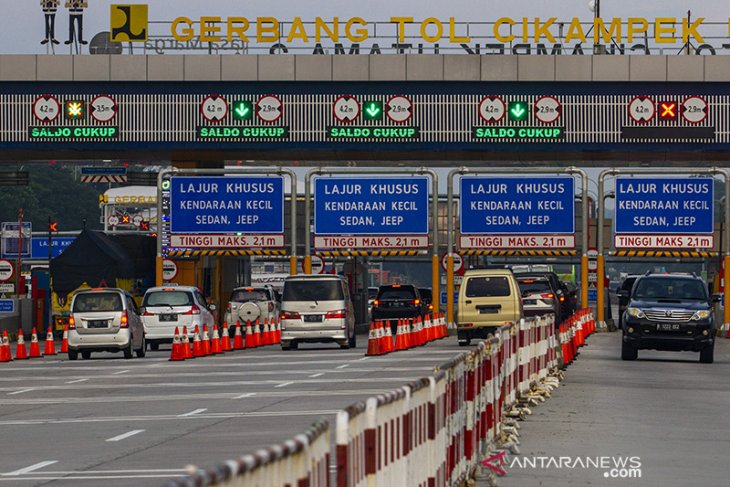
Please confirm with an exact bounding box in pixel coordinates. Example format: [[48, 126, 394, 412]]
[[616, 275, 640, 329], [418, 288, 434, 315], [621, 273, 717, 363], [371, 284, 426, 329]]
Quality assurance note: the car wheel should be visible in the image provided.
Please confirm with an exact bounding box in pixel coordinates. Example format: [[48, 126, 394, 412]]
[[150, 343, 160, 351], [123, 339, 133, 359], [621, 341, 637, 360], [136, 335, 146, 358], [68, 349, 78, 361], [699, 346, 714, 364], [348, 330, 357, 348], [81, 350, 92, 360]]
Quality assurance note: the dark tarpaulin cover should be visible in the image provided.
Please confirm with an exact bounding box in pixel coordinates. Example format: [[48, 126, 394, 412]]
[[108, 234, 156, 279], [50, 229, 134, 297]]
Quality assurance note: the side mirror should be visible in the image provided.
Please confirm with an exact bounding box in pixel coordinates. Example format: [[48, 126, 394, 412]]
[[711, 294, 723, 303], [208, 304, 217, 311]]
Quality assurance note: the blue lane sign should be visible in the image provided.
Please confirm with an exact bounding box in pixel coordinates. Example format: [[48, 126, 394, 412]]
[[460, 177, 575, 234], [80, 167, 127, 175], [440, 291, 459, 306], [170, 176, 284, 234], [314, 177, 429, 235], [3, 237, 75, 260], [615, 178, 713, 234], [588, 288, 598, 302], [0, 300, 14, 313]]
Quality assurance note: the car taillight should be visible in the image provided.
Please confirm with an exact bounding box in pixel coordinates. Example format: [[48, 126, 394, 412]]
[[120, 311, 129, 328], [68, 315, 76, 330], [373, 300, 380, 307], [413, 299, 421, 305], [541, 293, 555, 299], [559, 296, 565, 302], [428, 304, 434, 311], [325, 309, 347, 319], [183, 305, 201, 315], [281, 311, 301, 320]]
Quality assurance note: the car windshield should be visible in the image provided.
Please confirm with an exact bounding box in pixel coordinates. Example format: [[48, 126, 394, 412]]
[[231, 290, 269, 302], [73, 292, 123, 312], [633, 279, 707, 301], [284, 280, 344, 301], [379, 288, 416, 300], [518, 279, 552, 295], [465, 277, 511, 297], [143, 291, 194, 307]]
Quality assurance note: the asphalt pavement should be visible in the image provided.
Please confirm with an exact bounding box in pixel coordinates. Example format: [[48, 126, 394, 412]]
[[0, 333, 470, 486], [487, 332, 730, 487]]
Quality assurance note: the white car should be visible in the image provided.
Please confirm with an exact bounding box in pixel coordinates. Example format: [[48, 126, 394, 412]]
[[141, 286, 216, 350], [67, 288, 146, 360], [225, 286, 279, 333]]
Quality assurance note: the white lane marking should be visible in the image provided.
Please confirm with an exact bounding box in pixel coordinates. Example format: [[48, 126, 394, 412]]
[[41, 469, 186, 474], [178, 408, 207, 417], [2, 461, 58, 476], [309, 373, 324, 378], [1, 410, 340, 426], [336, 364, 349, 369], [0, 388, 392, 406], [106, 429, 145, 442], [275, 381, 293, 388], [233, 392, 256, 399], [7, 389, 34, 396], [112, 370, 130, 375], [65, 379, 88, 384], [0, 474, 184, 481]]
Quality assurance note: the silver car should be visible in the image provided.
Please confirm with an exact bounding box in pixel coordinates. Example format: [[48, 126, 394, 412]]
[[280, 275, 356, 350], [141, 286, 216, 350], [516, 276, 559, 318], [67, 288, 146, 360], [224, 285, 279, 331]]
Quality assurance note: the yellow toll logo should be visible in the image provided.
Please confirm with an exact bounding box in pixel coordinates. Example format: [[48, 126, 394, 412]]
[[110, 4, 148, 42]]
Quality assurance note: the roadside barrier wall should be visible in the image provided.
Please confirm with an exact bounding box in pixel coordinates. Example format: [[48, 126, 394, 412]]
[[163, 310, 594, 487]]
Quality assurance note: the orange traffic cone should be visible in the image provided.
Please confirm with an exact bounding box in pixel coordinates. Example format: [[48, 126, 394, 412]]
[[1, 330, 12, 362], [29, 328, 42, 358], [424, 314, 433, 342], [263, 318, 272, 345], [440, 312, 448, 338], [394, 320, 407, 351], [366, 320, 381, 356], [60, 325, 69, 353], [382, 321, 394, 353], [15, 332, 28, 360], [181, 326, 192, 359], [211, 325, 222, 354], [233, 321, 245, 350], [415, 317, 424, 346], [44, 326, 57, 356], [244, 320, 254, 349], [221, 322, 232, 352], [169, 327, 184, 361], [201, 325, 211, 356], [406, 318, 414, 348], [192, 326, 203, 357], [253, 319, 262, 348]]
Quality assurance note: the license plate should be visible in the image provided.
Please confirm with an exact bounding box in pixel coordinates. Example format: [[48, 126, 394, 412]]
[[656, 323, 680, 331], [88, 320, 108, 328], [159, 314, 178, 322], [304, 315, 323, 323], [523, 299, 537, 305]]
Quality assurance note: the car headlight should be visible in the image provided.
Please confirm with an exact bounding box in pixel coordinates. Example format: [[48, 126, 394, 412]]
[[691, 310, 711, 321], [626, 307, 645, 319]]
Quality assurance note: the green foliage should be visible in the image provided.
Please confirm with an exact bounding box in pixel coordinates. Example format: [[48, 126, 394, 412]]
[[0, 164, 102, 231]]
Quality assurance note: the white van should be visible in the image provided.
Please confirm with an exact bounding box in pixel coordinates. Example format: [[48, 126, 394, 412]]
[[456, 269, 523, 346]]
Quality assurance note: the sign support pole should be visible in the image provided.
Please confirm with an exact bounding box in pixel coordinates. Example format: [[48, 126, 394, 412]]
[[598, 167, 730, 331], [447, 167, 587, 327]]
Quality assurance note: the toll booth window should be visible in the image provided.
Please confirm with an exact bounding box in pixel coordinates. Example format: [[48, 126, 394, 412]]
[[231, 290, 269, 302], [143, 291, 193, 307], [284, 280, 344, 301], [465, 277, 511, 298], [73, 293, 123, 312]]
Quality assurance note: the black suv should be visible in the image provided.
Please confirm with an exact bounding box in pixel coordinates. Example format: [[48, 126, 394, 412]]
[[621, 273, 718, 363], [371, 284, 426, 327]]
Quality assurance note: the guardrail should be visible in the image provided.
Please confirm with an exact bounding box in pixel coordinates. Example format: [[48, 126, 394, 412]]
[[164, 310, 594, 487]]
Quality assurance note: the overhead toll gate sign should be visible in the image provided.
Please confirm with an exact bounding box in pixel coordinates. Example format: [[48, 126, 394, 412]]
[[314, 177, 429, 249], [614, 177, 714, 249], [169, 176, 284, 247], [459, 176, 575, 249]]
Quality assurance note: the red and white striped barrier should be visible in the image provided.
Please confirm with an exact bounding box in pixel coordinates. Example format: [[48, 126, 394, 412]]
[[162, 418, 330, 487]]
